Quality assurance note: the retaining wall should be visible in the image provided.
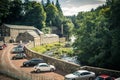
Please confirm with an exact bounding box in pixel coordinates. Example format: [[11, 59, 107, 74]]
[[24, 46, 81, 74], [81, 66, 120, 78], [24, 43, 120, 77]]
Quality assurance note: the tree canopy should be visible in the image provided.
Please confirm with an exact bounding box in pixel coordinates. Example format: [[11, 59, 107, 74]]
[[73, 0, 120, 70], [24, 2, 46, 29]]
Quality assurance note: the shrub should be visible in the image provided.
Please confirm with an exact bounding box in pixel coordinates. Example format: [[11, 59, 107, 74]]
[[31, 46, 47, 53]]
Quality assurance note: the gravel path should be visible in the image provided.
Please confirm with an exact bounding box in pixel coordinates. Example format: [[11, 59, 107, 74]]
[[0, 44, 65, 80]]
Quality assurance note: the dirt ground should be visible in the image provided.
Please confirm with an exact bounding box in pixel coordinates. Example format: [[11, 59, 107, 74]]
[[0, 44, 65, 80]]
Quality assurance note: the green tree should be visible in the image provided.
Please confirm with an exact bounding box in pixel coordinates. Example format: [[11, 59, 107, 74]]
[[0, 0, 10, 24], [73, 8, 111, 67], [108, 0, 120, 70], [46, 0, 51, 7], [4, 0, 23, 24], [56, 0, 62, 13], [46, 4, 58, 26], [24, 2, 46, 29], [63, 18, 74, 40], [55, 0, 64, 27]]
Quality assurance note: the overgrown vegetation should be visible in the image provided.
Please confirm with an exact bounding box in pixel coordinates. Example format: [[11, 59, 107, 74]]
[[31, 42, 73, 58]]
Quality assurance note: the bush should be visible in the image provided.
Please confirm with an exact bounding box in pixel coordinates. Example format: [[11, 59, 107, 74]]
[[53, 48, 73, 56], [31, 46, 47, 53], [31, 42, 73, 57]]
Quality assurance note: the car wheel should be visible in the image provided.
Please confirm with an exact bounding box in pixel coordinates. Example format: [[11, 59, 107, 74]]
[[13, 57, 16, 60], [72, 78, 75, 80], [89, 77, 94, 80], [50, 68, 54, 72], [36, 69, 40, 73]]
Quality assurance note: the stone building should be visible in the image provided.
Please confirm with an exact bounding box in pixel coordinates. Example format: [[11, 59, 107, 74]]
[[0, 24, 36, 42], [41, 34, 59, 44], [0, 24, 60, 46], [16, 30, 41, 46]]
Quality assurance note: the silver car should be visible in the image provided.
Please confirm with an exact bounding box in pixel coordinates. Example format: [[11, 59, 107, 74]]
[[115, 77, 120, 80], [64, 70, 95, 80], [0, 46, 3, 50], [33, 63, 56, 73]]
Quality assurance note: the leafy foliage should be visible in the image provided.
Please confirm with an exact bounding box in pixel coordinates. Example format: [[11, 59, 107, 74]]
[[0, 0, 10, 23], [31, 46, 47, 53], [24, 2, 46, 29], [73, 1, 120, 70], [45, 4, 58, 26]]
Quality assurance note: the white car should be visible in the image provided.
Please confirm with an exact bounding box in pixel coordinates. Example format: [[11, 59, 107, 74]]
[[115, 77, 120, 80], [64, 70, 95, 80], [33, 63, 56, 73]]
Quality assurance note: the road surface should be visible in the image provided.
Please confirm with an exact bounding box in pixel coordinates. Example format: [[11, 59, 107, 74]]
[[0, 43, 65, 80]]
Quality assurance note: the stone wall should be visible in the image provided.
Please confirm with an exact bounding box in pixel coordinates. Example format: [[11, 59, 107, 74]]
[[24, 43, 120, 77], [41, 34, 59, 44], [59, 37, 66, 43], [81, 66, 120, 78], [24, 44, 81, 74], [0, 36, 11, 43]]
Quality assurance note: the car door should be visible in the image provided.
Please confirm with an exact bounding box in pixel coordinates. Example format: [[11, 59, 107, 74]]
[[33, 60, 39, 65], [30, 60, 34, 66], [77, 73, 86, 80], [79, 72, 91, 80], [39, 64, 49, 71]]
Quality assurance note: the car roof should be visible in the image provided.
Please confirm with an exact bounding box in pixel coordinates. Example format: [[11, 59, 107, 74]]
[[99, 74, 111, 78], [31, 58, 43, 60], [38, 63, 48, 65], [77, 70, 89, 73]]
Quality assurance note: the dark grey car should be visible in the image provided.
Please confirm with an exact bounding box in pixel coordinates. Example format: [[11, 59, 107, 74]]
[[23, 58, 45, 67], [12, 53, 27, 60]]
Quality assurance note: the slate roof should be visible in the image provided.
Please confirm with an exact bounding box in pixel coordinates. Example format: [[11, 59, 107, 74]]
[[35, 29, 44, 35], [26, 30, 40, 38], [4, 24, 36, 30]]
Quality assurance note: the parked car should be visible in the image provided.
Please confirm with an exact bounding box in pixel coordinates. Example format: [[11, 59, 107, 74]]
[[3, 43, 7, 47], [115, 77, 120, 80], [95, 74, 115, 80], [23, 58, 45, 67], [64, 70, 95, 80], [33, 63, 56, 73], [0, 46, 3, 50], [12, 46, 24, 53], [12, 53, 27, 60], [17, 44, 24, 49]]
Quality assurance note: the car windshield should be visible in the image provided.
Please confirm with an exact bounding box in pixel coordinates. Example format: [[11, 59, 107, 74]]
[[73, 71, 80, 76]]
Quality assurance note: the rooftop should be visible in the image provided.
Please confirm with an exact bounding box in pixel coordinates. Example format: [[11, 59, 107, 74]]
[[4, 24, 36, 30], [45, 34, 58, 37], [26, 30, 40, 38]]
